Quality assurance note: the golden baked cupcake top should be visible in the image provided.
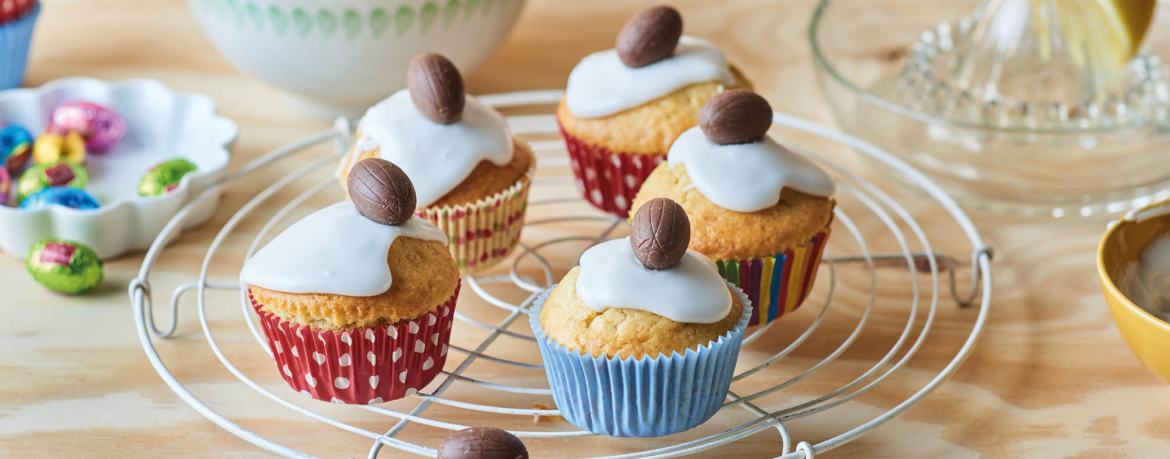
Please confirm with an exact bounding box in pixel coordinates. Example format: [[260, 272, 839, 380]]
[[540, 198, 744, 359], [631, 90, 836, 260], [337, 52, 528, 208], [558, 6, 753, 155], [242, 158, 459, 331]]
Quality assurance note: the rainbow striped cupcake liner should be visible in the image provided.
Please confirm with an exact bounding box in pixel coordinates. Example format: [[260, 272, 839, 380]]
[[716, 225, 832, 326], [417, 168, 533, 276]]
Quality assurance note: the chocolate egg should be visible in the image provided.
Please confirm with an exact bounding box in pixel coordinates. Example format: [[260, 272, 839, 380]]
[[699, 89, 773, 145], [25, 239, 104, 295], [347, 158, 416, 226], [138, 158, 198, 197], [437, 427, 528, 459], [407, 52, 465, 124], [630, 197, 691, 270], [16, 160, 88, 204], [616, 6, 684, 68], [0, 167, 10, 206], [49, 102, 127, 152], [19, 187, 100, 211], [0, 124, 33, 175], [32, 131, 87, 165]]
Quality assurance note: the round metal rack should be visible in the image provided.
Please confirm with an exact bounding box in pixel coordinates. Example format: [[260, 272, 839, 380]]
[[129, 90, 993, 458]]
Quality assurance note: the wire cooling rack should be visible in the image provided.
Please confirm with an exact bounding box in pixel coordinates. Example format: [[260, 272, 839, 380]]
[[128, 90, 993, 459]]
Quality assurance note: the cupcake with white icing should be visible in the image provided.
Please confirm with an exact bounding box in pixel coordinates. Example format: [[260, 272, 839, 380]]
[[557, 5, 752, 218], [631, 90, 835, 327], [338, 52, 535, 275], [530, 198, 752, 437], [243, 158, 461, 405]]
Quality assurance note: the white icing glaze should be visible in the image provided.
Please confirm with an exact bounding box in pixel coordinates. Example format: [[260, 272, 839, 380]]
[[1124, 233, 1170, 322], [240, 201, 447, 297], [564, 36, 736, 118], [575, 238, 732, 324], [668, 127, 836, 212], [350, 89, 513, 207]]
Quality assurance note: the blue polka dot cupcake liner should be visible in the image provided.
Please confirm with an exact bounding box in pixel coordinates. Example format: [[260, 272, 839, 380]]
[[529, 282, 752, 437], [0, 4, 39, 91]]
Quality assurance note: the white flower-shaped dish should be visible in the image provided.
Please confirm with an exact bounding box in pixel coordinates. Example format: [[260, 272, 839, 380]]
[[0, 78, 237, 259]]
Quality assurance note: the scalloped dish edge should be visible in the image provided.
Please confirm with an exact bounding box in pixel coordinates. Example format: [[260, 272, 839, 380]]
[[0, 77, 238, 259]]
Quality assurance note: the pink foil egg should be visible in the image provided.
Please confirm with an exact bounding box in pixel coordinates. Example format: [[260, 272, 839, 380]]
[[0, 167, 10, 206], [49, 102, 126, 152]]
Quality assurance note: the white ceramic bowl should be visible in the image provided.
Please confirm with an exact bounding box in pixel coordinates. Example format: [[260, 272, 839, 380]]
[[0, 78, 237, 260], [188, 0, 528, 116]]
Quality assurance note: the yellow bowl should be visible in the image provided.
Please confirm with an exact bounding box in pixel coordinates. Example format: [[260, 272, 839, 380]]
[[1098, 201, 1170, 384]]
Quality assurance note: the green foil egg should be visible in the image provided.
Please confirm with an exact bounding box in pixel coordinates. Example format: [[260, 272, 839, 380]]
[[16, 160, 88, 204], [25, 239, 103, 294], [138, 158, 198, 198]]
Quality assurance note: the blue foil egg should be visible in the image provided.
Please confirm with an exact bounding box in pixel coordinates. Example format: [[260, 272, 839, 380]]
[[0, 124, 33, 175], [19, 187, 100, 211]]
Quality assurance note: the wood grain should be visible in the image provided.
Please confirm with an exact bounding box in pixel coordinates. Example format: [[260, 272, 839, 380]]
[[3, 0, 1170, 457]]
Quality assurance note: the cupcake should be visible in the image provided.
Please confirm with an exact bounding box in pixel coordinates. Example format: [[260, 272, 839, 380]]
[[242, 158, 461, 405], [557, 6, 752, 218], [631, 90, 836, 326], [337, 53, 534, 275], [0, 1, 38, 90], [531, 198, 752, 437]]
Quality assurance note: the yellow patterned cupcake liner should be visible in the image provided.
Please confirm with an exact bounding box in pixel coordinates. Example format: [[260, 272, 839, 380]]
[[416, 167, 534, 276]]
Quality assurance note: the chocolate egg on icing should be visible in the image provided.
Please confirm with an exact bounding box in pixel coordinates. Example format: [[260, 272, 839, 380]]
[[407, 52, 466, 124], [138, 158, 198, 197], [437, 427, 528, 459], [348, 158, 417, 226], [32, 131, 87, 165], [49, 102, 127, 152], [26, 239, 104, 295], [0, 124, 33, 175], [699, 89, 773, 145], [16, 160, 88, 204], [616, 6, 684, 68], [630, 197, 691, 270]]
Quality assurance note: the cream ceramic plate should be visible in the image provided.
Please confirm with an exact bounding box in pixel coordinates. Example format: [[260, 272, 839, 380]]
[[0, 77, 237, 259]]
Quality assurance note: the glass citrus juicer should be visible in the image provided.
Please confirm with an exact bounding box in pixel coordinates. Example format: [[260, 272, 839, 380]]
[[811, 0, 1170, 217]]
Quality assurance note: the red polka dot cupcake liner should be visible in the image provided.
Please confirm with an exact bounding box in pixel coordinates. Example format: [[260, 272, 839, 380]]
[[558, 120, 665, 219], [251, 281, 460, 405], [418, 168, 533, 276]]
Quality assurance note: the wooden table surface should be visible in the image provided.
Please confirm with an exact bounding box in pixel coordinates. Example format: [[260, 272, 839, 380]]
[[4, 0, 1170, 457]]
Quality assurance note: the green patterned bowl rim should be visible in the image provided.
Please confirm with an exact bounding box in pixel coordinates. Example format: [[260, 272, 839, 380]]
[[192, 0, 519, 40]]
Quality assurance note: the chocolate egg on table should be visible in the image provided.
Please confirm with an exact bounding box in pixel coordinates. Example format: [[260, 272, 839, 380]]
[[137, 158, 198, 197], [25, 239, 104, 295], [32, 131, 87, 165], [16, 160, 88, 203], [49, 102, 126, 152], [0, 124, 33, 174], [437, 427, 528, 459], [0, 167, 10, 206], [19, 187, 100, 211]]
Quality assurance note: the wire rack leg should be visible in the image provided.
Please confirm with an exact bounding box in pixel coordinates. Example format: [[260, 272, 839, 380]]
[[367, 291, 542, 459]]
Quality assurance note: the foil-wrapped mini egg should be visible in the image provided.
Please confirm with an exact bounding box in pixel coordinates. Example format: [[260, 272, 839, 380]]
[[25, 239, 104, 295]]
